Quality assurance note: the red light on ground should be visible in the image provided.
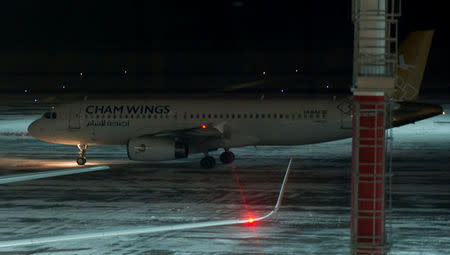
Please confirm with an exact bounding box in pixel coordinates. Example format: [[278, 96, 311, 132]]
[[248, 218, 254, 223], [201, 124, 207, 129]]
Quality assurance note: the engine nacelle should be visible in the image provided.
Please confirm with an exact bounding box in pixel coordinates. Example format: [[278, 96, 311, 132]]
[[127, 137, 188, 161]]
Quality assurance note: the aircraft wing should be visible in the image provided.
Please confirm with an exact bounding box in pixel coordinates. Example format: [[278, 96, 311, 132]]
[[151, 121, 228, 138]]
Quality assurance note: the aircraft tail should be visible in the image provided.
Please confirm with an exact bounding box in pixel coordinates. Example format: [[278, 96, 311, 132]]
[[392, 30, 435, 101]]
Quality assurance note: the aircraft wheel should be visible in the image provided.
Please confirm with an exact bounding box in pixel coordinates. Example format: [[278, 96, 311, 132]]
[[77, 157, 86, 166], [220, 151, 235, 164], [200, 156, 216, 169]]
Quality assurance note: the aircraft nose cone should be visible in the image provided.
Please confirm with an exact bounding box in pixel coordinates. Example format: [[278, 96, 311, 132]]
[[27, 121, 39, 137]]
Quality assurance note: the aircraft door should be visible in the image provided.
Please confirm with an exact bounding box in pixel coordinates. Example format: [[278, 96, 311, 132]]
[[69, 107, 81, 129], [340, 111, 352, 129], [337, 98, 352, 129]]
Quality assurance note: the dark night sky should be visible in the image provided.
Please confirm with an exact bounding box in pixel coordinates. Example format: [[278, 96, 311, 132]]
[[0, 1, 448, 92]]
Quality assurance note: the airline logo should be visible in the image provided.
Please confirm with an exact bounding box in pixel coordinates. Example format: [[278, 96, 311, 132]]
[[85, 105, 171, 115]]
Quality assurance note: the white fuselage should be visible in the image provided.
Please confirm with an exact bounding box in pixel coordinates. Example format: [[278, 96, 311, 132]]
[[28, 96, 353, 149]]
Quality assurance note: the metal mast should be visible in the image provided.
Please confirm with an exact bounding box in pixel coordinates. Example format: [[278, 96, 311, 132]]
[[351, 1, 400, 254]]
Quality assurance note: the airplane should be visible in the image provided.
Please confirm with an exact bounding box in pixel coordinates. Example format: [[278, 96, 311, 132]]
[[27, 30, 443, 168]]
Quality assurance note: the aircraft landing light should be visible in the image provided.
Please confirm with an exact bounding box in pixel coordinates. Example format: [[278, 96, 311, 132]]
[[0, 166, 110, 184], [0, 156, 294, 248], [201, 124, 207, 129]]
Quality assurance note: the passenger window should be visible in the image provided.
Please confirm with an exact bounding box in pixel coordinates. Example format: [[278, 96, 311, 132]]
[[261, 114, 265, 119], [237, 114, 241, 119], [243, 114, 247, 118], [43, 112, 51, 119], [52, 112, 57, 119], [255, 114, 259, 118]]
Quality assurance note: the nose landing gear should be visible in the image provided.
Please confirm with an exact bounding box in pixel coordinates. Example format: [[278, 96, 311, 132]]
[[76, 144, 87, 165]]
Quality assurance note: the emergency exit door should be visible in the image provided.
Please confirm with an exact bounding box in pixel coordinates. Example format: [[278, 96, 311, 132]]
[[69, 107, 81, 129]]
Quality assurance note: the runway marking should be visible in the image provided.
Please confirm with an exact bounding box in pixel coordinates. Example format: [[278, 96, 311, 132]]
[[0, 166, 110, 184], [0, 156, 293, 248]]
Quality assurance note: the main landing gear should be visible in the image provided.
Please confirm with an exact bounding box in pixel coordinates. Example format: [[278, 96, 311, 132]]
[[76, 144, 87, 165], [219, 149, 235, 164], [200, 149, 235, 169], [200, 154, 216, 169]]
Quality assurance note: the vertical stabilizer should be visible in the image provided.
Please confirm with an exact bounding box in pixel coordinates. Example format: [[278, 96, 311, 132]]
[[393, 30, 434, 101]]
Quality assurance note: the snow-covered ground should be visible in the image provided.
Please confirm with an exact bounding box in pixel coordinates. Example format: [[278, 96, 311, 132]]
[[0, 105, 448, 254]]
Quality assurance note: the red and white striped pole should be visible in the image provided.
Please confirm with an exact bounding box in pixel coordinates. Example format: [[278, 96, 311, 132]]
[[351, 90, 386, 254]]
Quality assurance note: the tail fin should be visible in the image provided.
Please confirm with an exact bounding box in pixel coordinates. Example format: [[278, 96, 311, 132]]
[[392, 30, 434, 101]]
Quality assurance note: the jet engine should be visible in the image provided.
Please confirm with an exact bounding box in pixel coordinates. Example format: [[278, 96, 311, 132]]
[[127, 137, 188, 161]]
